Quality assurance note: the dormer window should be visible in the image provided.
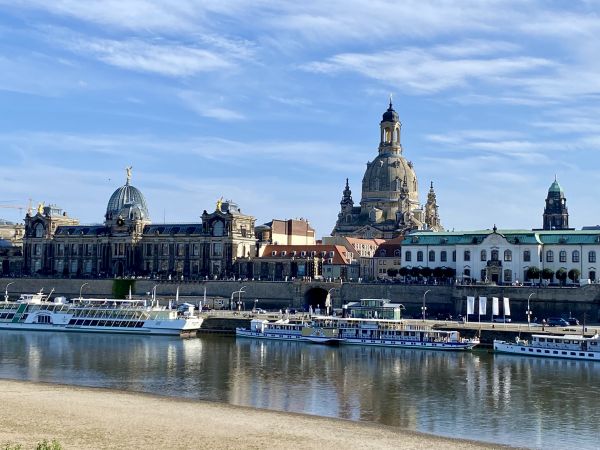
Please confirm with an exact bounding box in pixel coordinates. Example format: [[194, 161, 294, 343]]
[[281, 251, 287, 256], [271, 251, 277, 256]]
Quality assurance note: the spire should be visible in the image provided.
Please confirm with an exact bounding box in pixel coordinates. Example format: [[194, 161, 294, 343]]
[[389, 93, 393, 109], [340, 178, 353, 207]]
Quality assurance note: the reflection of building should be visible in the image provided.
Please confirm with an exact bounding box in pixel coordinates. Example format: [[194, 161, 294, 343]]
[[332, 101, 442, 239], [22, 170, 255, 278]]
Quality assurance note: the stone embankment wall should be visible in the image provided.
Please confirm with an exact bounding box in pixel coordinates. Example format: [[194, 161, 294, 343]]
[[1, 278, 598, 321]]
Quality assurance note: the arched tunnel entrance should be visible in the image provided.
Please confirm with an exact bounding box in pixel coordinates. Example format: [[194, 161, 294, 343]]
[[304, 287, 328, 311]]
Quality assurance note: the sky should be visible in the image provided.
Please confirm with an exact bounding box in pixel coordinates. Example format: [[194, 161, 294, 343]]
[[1, 1, 600, 237]]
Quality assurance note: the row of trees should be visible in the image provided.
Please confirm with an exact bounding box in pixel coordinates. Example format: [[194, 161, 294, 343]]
[[526, 266, 580, 285], [388, 266, 457, 279]]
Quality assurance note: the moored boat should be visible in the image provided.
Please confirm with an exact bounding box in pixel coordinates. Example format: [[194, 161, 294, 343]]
[[0, 292, 203, 336], [493, 333, 600, 361], [235, 318, 306, 340], [312, 316, 479, 351]]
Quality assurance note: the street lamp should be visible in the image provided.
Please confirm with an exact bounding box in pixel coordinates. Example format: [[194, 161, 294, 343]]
[[231, 286, 246, 311], [327, 288, 335, 316], [4, 281, 14, 302], [422, 289, 430, 322], [238, 285, 246, 311], [527, 292, 535, 329], [79, 282, 89, 300]]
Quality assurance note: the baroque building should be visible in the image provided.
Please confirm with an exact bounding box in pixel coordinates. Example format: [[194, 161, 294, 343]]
[[22, 170, 255, 279], [332, 101, 442, 239]]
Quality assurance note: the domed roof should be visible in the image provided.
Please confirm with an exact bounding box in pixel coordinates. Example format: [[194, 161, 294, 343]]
[[362, 153, 418, 198], [106, 181, 149, 220], [381, 101, 399, 123], [548, 179, 564, 194]]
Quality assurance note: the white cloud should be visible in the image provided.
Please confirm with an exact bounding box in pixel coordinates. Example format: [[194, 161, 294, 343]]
[[67, 38, 232, 77]]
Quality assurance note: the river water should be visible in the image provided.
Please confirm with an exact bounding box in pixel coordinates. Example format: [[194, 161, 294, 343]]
[[0, 331, 598, 449]]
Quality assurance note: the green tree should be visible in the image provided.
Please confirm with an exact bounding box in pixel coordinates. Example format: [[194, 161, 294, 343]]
[[398, 266, 410, 279], [443, 267, 456, 279], [555, 268, 567, 285], [387, 268, 399, 278], [541, 268, 554, 282], [432, 267, 444, 279], [112, 279, 136, 299], [568, 268, 581, 284], [410, 266, 422, 278], [421, 267, 433, 278], [526, 266, 540, 282]]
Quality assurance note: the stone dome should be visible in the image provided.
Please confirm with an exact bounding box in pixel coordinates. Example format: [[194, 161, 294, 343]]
[[362, 154, 418, 202], [106, 182, 149, 220]]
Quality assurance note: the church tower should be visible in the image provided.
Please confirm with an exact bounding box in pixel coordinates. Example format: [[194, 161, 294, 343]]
[[425, 182, 442, 231], [543, 178, 569, 230], [332, 99, 442, 239]]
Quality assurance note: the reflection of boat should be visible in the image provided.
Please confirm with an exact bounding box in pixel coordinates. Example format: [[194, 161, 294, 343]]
[[313, 317, 479, 351], [0, 293, 203, 336], [494, 333, 600, 361]]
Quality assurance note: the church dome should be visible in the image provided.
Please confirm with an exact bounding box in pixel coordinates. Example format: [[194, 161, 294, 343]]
[[362, 153, 418, 200], [106, 182, 149, 220], [381, 102, 399, 123]]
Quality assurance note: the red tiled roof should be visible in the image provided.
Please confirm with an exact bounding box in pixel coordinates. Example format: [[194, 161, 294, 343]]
[[260, 244, 352, 264]]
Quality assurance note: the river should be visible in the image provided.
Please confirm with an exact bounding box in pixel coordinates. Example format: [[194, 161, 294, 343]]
[[0, 331, 598, 449]]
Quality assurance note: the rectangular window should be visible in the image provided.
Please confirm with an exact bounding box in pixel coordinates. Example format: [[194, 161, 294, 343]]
[[212, 243, 223, 257], [464, 250, 470, 261], [405, 251, 411, 262], [440, 251, 447, 262], [146, 244, 153, 256], [162, 243, 169, 256], [523, 250, 530, 262], [559, 251, 566, 263]]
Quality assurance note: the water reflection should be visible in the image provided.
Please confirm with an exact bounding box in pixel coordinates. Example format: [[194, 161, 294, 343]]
[[0, 331, 599, 449]]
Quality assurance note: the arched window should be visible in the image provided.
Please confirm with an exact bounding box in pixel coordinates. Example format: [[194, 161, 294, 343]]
[[212, 221, 224, 237], [504, 269, 512, 282], [504, 250, 512, 262], [464, 250, 471, 261], [480, 250, 487, 261], [417, 251, 423, 262], [589, 251, 596, 263], [440, 251, 447, 262], [546, 250, 554, 262], [428, 250, 435, 262], [491, 250, 499, 261], [394, 249, 401, 257], [572, 250, 580, 263], [404, 251, 411, 262], [559, 250, 567, 263], [35, 223, 44, 238], [452, 250, 456, 262], [523, 250, 531, 262]]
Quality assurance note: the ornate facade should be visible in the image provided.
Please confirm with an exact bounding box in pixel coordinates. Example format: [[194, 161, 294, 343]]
[[22, 171, 256, 279], [332, 101, 442, 239]]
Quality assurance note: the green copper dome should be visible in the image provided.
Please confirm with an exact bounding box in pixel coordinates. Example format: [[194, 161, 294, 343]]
[[548, 179, 563, 194]]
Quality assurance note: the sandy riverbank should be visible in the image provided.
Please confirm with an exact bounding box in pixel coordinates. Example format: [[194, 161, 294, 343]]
[[0, 379, 505, 449]]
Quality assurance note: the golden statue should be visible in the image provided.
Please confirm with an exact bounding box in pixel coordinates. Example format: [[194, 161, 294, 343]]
[[126, 166, 133, 184], [37, 202, 44, 215], [216, 197, 223, 212]]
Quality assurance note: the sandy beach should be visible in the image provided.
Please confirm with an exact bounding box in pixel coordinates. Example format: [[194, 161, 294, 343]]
[[0, 379, 505, 449]]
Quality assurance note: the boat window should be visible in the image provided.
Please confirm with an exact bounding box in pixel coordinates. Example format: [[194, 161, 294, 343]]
[[538, 338, 545, 342], [589, 354, 594, 357], [553, 351, 558, 354]]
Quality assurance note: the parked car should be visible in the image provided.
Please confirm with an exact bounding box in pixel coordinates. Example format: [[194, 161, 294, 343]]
[[547, 317, 569, 327], [493, 317, 512, 323], [567, 317, 580, 326]]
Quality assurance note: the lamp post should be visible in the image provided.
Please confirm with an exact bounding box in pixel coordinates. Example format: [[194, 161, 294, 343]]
[[4, 281, 14, 302], [79, 282, 89, 300], [327, 288, 335, 316], [527, 292, 534, 329], [422, 289, 430, 322], [238, 285, 246, 311]]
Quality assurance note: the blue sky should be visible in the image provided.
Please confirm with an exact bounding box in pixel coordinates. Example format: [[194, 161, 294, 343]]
[[1, 1, 600, 236]]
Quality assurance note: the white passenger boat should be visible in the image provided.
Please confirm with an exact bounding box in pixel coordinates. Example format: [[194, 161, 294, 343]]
[[0, 292, 203, 336], [236, 318, 306, 341], [313, 316, 479, 351], [494, 333, 600, 361], [237, 316, 478, 350]]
